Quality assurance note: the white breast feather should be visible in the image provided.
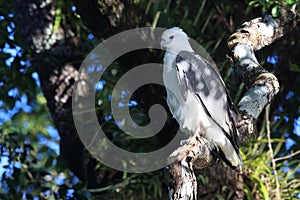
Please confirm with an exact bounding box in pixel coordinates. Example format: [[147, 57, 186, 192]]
[[163, 52, 210, 135]]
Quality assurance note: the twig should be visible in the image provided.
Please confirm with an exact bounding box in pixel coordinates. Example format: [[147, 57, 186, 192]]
[[274, 149, 300, 162], [265, 104, 281, 200]]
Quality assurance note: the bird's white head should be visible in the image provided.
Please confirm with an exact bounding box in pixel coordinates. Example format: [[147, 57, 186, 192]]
[[161, 27, 194, 53]]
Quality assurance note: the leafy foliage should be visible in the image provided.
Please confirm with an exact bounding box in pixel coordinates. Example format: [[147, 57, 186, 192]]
[[248, 0, 300, 17], [242, 112, 300, 199], [0, 94, 88, 199]]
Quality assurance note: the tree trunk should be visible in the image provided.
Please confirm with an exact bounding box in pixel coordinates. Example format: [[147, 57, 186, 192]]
[[13, 0, 147, 188]]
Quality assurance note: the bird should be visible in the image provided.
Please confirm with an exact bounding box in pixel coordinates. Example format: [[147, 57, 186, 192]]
[[161, 27, 243, 171]]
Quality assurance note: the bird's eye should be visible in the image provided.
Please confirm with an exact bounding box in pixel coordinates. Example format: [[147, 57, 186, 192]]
[[169, 35, 174, 39]]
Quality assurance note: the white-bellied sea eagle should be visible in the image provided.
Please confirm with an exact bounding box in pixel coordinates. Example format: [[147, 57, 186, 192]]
[[161, 27, 243, 171]]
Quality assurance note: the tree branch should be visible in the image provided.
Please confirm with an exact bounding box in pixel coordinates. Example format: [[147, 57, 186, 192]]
[[228, 7, 297, 142], [168, 134, 214, 200], [168, 7, 298, 200], [75, 0, 146, 39], [266, 104, 281, 200], [274, 149, 300, 162]]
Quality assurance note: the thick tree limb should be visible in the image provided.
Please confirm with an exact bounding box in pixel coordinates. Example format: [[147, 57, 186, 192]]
[[168, 134, 214, 200], [13, 0, 148, 188], [168, 7, 298, 200], [75, 0, 146, 39], [228, 7, 297, 142]]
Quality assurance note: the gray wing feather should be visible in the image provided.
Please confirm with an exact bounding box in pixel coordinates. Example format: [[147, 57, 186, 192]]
[[175, 51, 239, 148], [175, 60, 189, 101]]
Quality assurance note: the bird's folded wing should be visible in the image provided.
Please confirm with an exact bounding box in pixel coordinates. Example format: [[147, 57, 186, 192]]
[[175, 51, 240, 148]]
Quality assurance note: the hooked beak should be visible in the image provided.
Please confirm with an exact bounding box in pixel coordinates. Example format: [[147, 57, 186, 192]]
[[160, 39, 168, 50]]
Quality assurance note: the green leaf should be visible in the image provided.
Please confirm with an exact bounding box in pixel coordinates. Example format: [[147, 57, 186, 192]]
[[285, 0, 295, 4], [289, 62, 300, 72], [45, 157, 54, 168], [250, 173, 270, 199], [271, 6, 279, 17], [52, 7, 62, 34]]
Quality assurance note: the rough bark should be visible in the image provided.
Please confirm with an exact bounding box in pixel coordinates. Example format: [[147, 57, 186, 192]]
[[168, 7, 298, 200], [168, 134, 215, 200], [228, 7, 298, 143], [74, 0, 146, 39], [14, 0, 98, 187]]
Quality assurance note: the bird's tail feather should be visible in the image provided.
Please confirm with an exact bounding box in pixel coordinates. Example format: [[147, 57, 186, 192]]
[[211, 148, 244, 173]]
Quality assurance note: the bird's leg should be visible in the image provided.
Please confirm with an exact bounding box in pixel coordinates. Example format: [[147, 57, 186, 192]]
[[180, 138, 189, 146], [180, 128, 202, 146]]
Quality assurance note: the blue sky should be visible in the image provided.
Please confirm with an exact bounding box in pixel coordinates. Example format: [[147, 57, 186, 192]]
[[0, 71, 60, 180]]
